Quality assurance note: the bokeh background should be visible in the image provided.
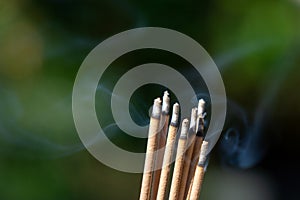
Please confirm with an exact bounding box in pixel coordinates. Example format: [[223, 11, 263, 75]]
[[0, 0, 300, 199]]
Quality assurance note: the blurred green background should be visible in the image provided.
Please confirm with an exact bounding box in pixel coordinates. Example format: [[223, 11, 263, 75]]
[[0, 0, 299, 200]]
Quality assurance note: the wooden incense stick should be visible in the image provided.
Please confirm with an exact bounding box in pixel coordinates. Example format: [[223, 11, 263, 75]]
[[169, 118, 189, 200], [156, 103, 180, 200], [151, 91, 170, 200], [139, 98, 162, 200], [185, 99, 206, 200], [189, 141, 209, 200], [178, 107, 198, 200]]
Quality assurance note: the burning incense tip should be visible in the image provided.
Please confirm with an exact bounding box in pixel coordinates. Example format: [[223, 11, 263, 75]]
[[181, 118, 189, 138], [198, 141, 209, 166], [171, 103, 180, 126], [197, 99, 205, 117], [196, 99, 206, 137], [162, 91, 170, 114], [190, 107, 198, 131], [152, 98, 162, 118]]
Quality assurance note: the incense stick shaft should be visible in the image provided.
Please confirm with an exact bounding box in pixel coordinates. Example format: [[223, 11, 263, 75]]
[[139, 99, 162, 200], [189, 166, 205, 200], [185, 102, 205, 199], [169, 119, 189, 200], [178, 108, 197, 200], [185, 136, 203, 200], [156, 103, 179, 200], [150, 114, 170, 200], [189, 141, 209, 200], [156, 124, 178, 200]]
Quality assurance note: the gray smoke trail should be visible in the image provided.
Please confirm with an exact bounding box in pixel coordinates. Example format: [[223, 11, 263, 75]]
[[216, 39, 274, 71], [219, 46, 297, 168], [235, 48, 297, 168], [0, 85, 124, 159], [0, 81, 149, 159]]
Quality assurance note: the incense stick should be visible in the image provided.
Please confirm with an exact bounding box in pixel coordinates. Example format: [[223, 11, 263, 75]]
[[189, 141, 209, 200], [156, 103, 180, 200], [139, 98, 162, 200], [169, 118, 189, 200], [140, 96, 211, 200], [185, 99, 206, 200], [178, 107, 197, 200], [151, 91, 170, 200]]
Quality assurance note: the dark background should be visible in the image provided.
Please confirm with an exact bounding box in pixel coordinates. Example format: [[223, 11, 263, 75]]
[[0, 0, 299, 199]]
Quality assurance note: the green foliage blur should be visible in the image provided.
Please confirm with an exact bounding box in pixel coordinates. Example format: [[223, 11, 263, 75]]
[[0, 0, 299, 200]]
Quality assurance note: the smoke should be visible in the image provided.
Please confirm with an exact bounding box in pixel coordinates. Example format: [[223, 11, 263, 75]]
[[0, 88, 81, 159], [0, 30, 295, 168], [0, 89, 124, 159], [217, 45, 297, 168], [215, 40, 273, 72]]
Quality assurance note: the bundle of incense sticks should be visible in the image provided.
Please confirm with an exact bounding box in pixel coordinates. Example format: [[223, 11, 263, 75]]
[[139, 92, 210, 200]]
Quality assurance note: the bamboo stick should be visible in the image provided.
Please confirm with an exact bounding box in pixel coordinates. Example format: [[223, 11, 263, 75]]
[[151, 91, 170, 200], [178, 108, 197, 200], [189, 141, 209, 200], [185, 100, 205, 200], [169, 119, 189, 200], [156, 103, 180, 200], [139, 98, 162, 200]]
